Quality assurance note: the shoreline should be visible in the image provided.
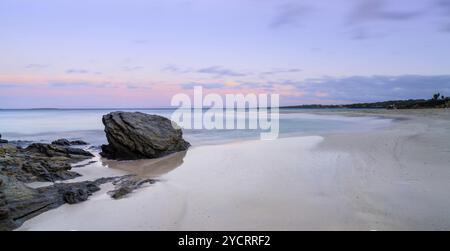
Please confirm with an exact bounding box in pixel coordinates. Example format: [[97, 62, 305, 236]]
[[2, 109, 448, 230]]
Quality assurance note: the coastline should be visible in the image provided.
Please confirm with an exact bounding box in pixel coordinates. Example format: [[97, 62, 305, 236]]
[[16, 109, 450, 230]]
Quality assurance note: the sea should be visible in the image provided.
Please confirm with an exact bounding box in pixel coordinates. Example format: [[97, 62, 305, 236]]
[[0, 108, 392, 147]]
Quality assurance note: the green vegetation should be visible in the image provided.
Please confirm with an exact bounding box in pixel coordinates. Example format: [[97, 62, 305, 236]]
[[282, 93, 450, 109]]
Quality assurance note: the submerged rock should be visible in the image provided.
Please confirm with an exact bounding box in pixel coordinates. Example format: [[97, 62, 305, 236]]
[[100, 112, 190, 160]]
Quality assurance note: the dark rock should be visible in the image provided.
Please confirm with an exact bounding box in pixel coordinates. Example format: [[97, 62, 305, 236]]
[[26, 143, 94, 158], [51, 138, 71, 146], [72, 160, 97, 168], [0, 176, 15, 230], [70, 140, 89, 145], [109, 186, 132, 199], [66, 147, 95, 157], [52, 139, 89, 146], [0, 207, 9, 220], [108, 175, 156, 199], [0, 174, 49, 230], [63, 188, 89, 204], [0, 164, 155, 230], [0, 134, 7, 144], [61, 183, 100, 204], [1, 143, 94, 182], [0, 130, 165, 230], [88, 145, 101, 151], [1, 136, 116, 231], [0, 174, 116, 231], [100, 112, 190, 160], [21, 161, 80, 182]]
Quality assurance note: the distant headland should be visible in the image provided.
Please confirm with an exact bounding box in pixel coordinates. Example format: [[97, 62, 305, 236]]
[[282, 93, 450, 110]]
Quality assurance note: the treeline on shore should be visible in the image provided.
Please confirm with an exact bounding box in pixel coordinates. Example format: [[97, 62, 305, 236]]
[[282, 93, 450, 109]]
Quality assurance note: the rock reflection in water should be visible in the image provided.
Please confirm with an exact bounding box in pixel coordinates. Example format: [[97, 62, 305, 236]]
[[101, 150, 187, 179]]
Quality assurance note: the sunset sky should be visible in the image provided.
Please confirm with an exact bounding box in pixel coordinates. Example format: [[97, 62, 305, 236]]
[[1, 0, 450, 108]]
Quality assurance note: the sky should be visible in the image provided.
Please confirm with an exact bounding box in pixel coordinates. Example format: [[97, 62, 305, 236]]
[[1, 0, 450, 108]]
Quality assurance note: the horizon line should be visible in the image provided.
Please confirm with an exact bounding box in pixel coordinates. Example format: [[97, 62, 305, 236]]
[[0, 97, 435, 110]]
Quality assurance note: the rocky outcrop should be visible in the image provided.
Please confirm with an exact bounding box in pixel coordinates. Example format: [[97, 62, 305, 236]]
[[26, 143, 94, 158], [0, 177, 15, 230], [0, 173, 158, 230], [52, 139, 88, 146], [108, 175, 156, 199], [100, 112, 190, 160], [1, 143, 94, 182], [0, 139, 118, 230], [0, 174, 116, 231], [0, 131, 165, 230]]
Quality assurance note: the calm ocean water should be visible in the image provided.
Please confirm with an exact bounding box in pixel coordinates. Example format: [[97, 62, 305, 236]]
[[0, 109, 391, 146]]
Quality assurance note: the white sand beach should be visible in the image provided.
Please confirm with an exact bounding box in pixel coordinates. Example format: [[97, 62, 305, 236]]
[[17, 109, 450, 231]]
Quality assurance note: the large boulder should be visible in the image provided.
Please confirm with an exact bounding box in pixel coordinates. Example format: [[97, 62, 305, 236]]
[[100, 112, 190, 160]]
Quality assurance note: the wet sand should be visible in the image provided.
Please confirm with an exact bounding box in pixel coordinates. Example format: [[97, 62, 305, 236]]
[[17, 109, 450, 230]]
